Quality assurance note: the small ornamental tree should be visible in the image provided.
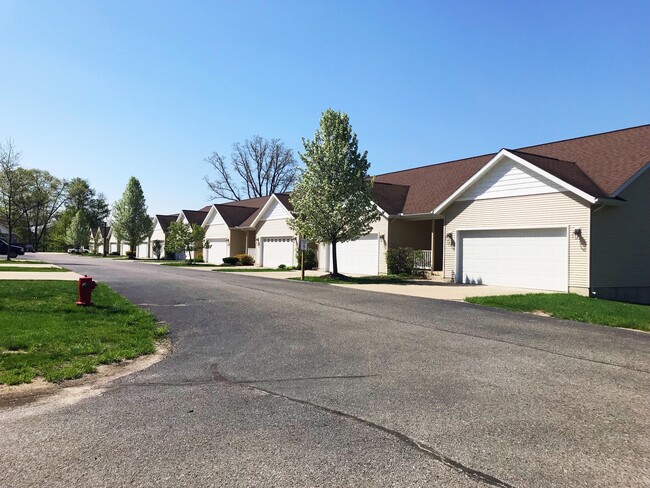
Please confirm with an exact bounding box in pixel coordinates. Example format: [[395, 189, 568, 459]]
[[65, 211, 89, 249], [152, 240, 163, 260], [165, 221, 208, 263], [289, 109, 380, 276], [112, 177, 153, 251]]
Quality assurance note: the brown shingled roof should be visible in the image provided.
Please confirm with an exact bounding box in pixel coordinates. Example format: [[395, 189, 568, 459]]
[[155, 214, 179, 233], [231, 195, 274, 228], [372, 182, 411, 215], [374, 124, 650, 215], [374, 154, 493, 214], [275, 193, 294, 212], [182, 209, 209, 225], [213, 204, 258, 227], [508, 150, 608, 198]]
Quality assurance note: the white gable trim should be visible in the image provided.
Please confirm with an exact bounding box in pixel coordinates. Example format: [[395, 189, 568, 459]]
[[250, 195, 292, 228], [433, 149, 598, 214], [201, 205, 226, 228], [611, 161, 650, 197]]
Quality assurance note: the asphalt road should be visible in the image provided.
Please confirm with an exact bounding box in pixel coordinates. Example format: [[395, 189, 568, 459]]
[[1, 255, 649, 487]]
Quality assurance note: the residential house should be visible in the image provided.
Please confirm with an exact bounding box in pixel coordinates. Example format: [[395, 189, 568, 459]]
[[150, 214, 179, 259]]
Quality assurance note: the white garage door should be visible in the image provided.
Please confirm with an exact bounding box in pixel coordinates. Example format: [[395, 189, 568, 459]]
[[329, 234, 379, 276], [137, 242, 149, 259], [458, 228, 568, 291], [262, 237, 294, 268], [206, 239, 229, 264]]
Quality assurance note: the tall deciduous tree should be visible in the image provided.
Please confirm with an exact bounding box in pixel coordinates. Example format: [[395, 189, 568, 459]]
[[289, 109, 380, 276], [112, 177, 153, 251], [0, 139, 27, 260], [65, 210, 89, 249], [66, 177, 110, 230], [15, 169, 68, 251], [165, 221, 207, 263], [204, 135, 297, 201]]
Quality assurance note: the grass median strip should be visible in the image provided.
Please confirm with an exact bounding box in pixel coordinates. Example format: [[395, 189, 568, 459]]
[[0, 281, 167, 385], [465, 293, 650, 331], [0, 266, 68, 272]]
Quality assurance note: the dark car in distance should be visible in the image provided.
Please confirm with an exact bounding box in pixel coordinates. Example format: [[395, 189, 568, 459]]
[[0, 239, 24, 258]]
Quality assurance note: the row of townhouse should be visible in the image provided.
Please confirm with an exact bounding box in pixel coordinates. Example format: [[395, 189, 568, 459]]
[[98, 124, 650, 303]]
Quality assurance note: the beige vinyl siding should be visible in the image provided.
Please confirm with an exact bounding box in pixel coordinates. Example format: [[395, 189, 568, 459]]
[[444, 192, 590, 293], [255, 217, 295, 239], [591, 168, 650, 288], [229, 230, 247, 256], [204, 222, 230, 240]]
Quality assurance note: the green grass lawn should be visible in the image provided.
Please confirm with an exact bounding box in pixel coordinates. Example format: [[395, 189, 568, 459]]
[[289, 274, 419, 284], [466, 293, 650, 331], [161, 262, 219, 267], [0, 266, 68, 272], [1, 259, 45, 265], [0, 281, 167, 385]]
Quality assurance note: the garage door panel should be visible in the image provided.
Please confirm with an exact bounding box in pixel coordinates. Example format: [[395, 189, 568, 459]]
[[262, 238, 294, 268], [329, 234, 379, 276], [459, 228, 567, 291], [206, 239, 228, 264]]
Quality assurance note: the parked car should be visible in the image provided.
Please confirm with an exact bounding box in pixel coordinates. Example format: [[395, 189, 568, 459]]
[[67, 247, 90, 254], [18, 243, 35, 253], [0, 239, 24, 258]]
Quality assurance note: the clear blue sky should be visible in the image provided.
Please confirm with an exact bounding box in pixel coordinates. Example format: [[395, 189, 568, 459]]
[[1, 0, 648, 215]]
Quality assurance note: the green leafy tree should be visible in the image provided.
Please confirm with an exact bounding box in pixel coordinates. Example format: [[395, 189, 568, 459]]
[[165, 221, 208, 263], [289, 109, 380, 276], [152, 239, 163, 260], [65, 177, 110, 229], [15, 169, 68, 252], [49, 178, 109, 251], [112, 177, 153, 251], [65, 211, 89, 249], [0, 139, 28, 260]]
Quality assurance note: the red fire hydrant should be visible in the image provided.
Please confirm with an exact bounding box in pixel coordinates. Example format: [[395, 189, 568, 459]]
[[76, 275, 97, 306]]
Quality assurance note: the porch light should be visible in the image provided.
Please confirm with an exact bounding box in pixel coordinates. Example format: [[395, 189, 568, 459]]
[[573, 227, 582, 238], [379, 233, 386, 244], [446, 232, 455, 246]]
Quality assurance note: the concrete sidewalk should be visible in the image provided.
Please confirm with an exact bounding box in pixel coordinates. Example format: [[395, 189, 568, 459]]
[[0, 271, 82, 280], [0, 258, 82, 280]]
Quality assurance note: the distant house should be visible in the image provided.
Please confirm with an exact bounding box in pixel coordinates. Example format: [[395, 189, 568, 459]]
[[149, 214, 179, 259]]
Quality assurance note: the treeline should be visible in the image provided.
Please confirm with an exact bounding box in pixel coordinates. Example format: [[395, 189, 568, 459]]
[[0, 139, 109, 252]]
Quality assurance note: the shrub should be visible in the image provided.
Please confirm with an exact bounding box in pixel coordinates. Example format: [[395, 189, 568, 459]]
[[234, 253, 255, 266], [278, 264, 287, 269], [164, 250, 176, 260], [386, 247, 424, 276], [295, 248, 318, 270], [152, 240, 163, 260], [126, 250, 136, 259], [222, 257, 239, 266], [110, 251, 120, 256]]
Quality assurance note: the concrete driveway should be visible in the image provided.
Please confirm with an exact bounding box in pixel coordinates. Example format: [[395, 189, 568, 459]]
[[1, 254, 648, 487], [224, 267, 549, 301]]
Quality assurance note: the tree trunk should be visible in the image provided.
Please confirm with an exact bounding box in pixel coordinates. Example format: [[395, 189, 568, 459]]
[[332, 237, 338, 276]]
